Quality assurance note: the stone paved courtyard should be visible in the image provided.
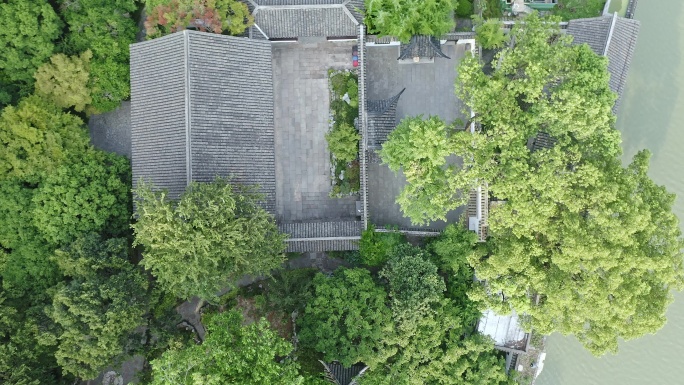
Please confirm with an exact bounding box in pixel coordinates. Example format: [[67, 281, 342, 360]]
[[365, 42, 468, 230], [273, 39, 359, 222]]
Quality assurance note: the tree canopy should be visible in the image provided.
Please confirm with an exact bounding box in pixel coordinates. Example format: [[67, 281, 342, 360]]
[[148, 309, 303, 384], [59, 0, 138, 112], [0, 0, 62, 107], [0, 95, 90, 184], [34, 51, 93, 112], [360, 245, 511, 385], [49, 234, 148, 380], [380, 115, 459, 225], [380, 13, 684, 355], [32, 149, 131, 247], [364, 0, 457, 42], [132, 178, 287, 300], [144, 0, 254, 39], [299, 268, 393, 368]]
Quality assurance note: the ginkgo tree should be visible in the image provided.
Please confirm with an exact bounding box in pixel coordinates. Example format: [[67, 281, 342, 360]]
[[132, 177, 287, 301]]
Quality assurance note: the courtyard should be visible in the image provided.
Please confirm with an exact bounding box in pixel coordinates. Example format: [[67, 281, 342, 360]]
[[272, 39, 360, 223], [365, 42, 469, 230]]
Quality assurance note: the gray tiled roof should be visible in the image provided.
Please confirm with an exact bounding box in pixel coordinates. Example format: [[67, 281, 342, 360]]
[[367, 89, 404, 150], [130, 33, 189, 199], [279, 221, 363, 238], [529, 132, 556, 152], [280, 221, 362, 252], [254, 7, 358, 39], [286, 238, 359, 252], [130, 31, 277, 211], [324, 362, 368, 385], [567, 14, 640, 113], [246, 0, 361, 39], [398, 35, 450, 60], [566, 16, 612, 54]]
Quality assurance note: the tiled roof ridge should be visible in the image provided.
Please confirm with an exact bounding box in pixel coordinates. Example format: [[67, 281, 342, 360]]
[[182, 31, 192, 187], [603, 12, 619, 56], [566, 14, 613, 23]]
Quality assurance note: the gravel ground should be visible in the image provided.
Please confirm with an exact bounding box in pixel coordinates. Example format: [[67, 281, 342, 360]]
[[88, 101, 132, 158]]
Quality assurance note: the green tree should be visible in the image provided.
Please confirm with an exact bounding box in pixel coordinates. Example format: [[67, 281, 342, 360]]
[[32, 149, 131, 246], [59, 0, 138, 112], [0, 295, 72, 385], [0, 95, 90, 184], [473, 17, 508, 49], [470, 150, 684, 355], [145, 0, 254, 39], [49, 234, 148, 380], [149, 309, 303, 384], [325, 122, 360, 163], [364, 0, 457, 42], [299, 268, 393, 368], [358, 225, 406, 266], [34, 51, 93, 112], [379, 115, 459, 225], [381, 14, 684, 355], [132, 177, 287, 300], [362, 248, 509, 385], [380, 244, 446, 325], [0, 180, 60, 302], [0, 0, 62, 106]]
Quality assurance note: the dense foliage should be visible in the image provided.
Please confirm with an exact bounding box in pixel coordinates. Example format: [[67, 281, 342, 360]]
[[145, 0, 254, 39], [0, 0, 62, 107], [0, 93, 90, 185], [455, 0, 474, 17], [59, 0, 138, 113], [328, 70, 361, 196], [552, 0, 605, 21], [358, 225, 406, 266], [148, 309, 303, 384], [34, 51, 93, 112], [299, 268, 393, 368], [298, 238, 512, 385], [474, 18, 508, 50], [379, 115, 457, 225], [49, 235, 148, 379], [381, 14, 684, 355], [364, 0, 457, 42], [33, 150, 131, 246], [133, 178, 287, 301]]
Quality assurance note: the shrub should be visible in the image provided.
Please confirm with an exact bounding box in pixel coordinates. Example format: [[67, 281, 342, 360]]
[[298, 268, 393, 368], [145, 0, 254, 39], [326, 122, 360, 163], [456, 0, 474, 17], [347, 77, 359, 107], [474, 17, 508, 49], [34, 51, 92, 112], [359, 225, 406, 266], [365, 0, 456, 42], [380, 244, 446, 322], [330, 71, 351, 96]]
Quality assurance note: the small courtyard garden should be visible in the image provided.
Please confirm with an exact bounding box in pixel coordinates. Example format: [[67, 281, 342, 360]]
[[327, 69, 361, 197]]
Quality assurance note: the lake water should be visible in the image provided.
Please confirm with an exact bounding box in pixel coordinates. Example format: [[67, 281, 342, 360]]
[[536, 2, 684, 385]]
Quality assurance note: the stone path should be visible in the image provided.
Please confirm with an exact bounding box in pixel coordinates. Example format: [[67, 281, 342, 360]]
[[272, 40, 358, 222]]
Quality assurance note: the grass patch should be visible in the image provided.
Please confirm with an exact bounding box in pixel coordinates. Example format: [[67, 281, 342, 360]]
[[481, 0, 503, 18], [328, 69, 361, 197], [552, 0, 605, 20]]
